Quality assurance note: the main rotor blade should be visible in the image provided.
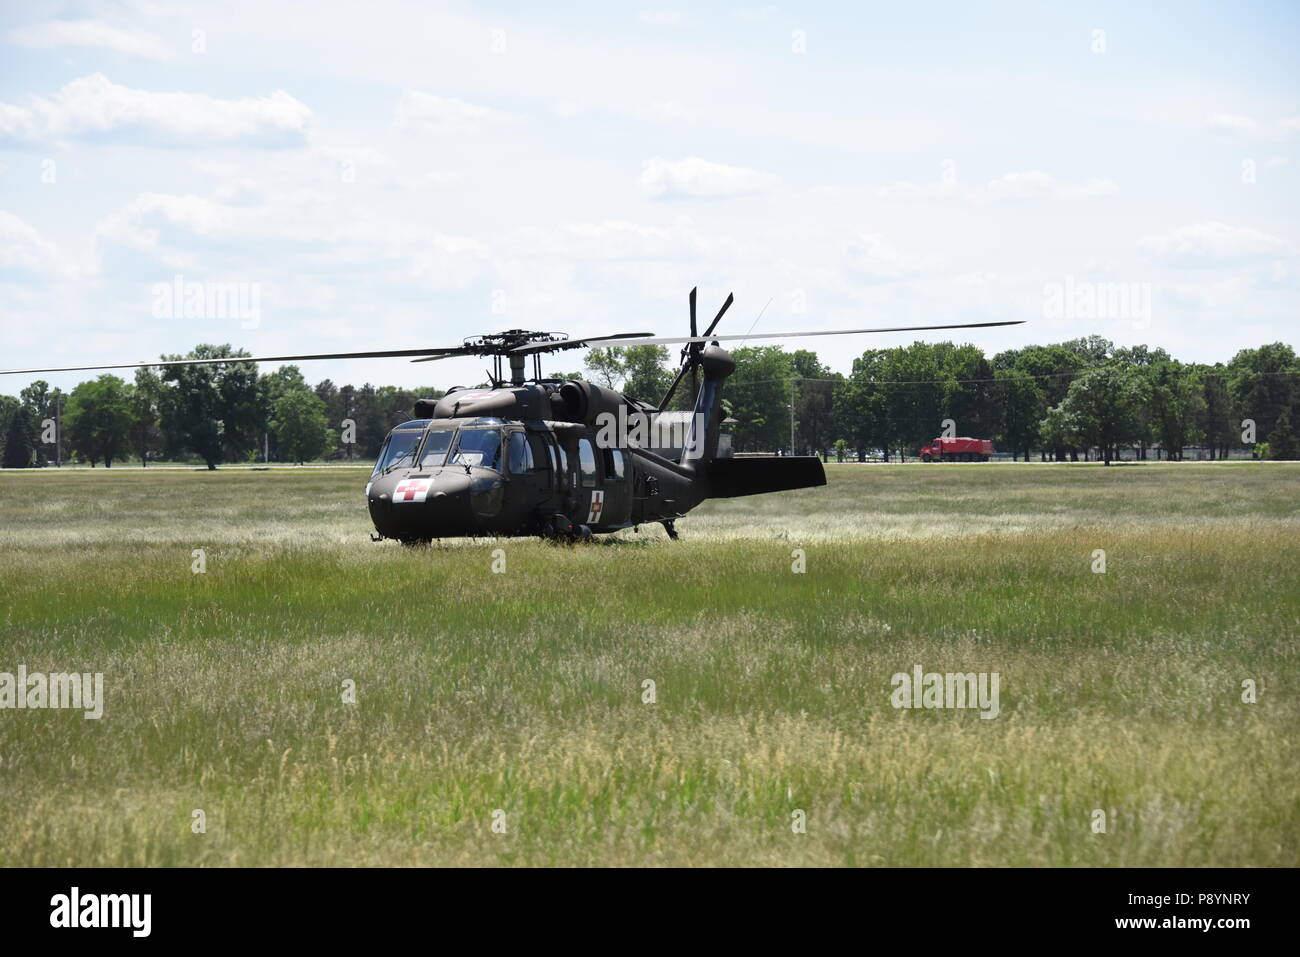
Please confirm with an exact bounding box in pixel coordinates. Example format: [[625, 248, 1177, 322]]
[[506, 331, 655, 356], [0, 347, 468, 377], [526, 319, 1025, 352]]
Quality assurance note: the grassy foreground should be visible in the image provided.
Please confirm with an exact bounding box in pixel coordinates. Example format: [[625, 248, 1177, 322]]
[[0, 462, 1296, 867]]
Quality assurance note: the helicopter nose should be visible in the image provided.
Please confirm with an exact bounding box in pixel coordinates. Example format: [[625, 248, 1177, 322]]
[[367, 470, 475, 538]]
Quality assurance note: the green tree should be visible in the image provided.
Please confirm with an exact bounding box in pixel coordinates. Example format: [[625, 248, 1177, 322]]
[[879, 343, 947, 459], [789, 350, 835, 456], [620, 345, 674, 405], [1197, 369, 1237, 459], [128, 368, 164, 467], [1268, 407, 1298, 460], [1149, 361, 1204, 460], [159, 345, 258, 469], [1227, 343, 1298, 447], [270, 388, 332, 464], [994, 370, 1043, 461], [726, 346, 794, 452], [18, 380, 51, 466], [1038, 403, 1080, 458], [834, 350, 888, 460], [65, 374, 132, 467], [1, 395, 34, 468], [1053, 365, 1151, 465], [584, 348, 624, 389]]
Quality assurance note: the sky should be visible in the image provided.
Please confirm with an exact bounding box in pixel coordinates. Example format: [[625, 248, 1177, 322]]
[[1, 0, 1297, 395]]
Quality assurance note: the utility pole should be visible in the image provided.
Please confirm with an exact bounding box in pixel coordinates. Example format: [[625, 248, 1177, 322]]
[[55, 393, 61, 468], [790, 378, 797, 456]]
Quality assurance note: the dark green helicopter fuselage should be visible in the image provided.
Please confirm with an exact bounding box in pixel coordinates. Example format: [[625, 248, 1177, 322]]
[[365, 345, 825, 541]]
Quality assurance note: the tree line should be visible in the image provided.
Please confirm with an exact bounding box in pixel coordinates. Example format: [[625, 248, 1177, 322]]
[[0, 344, 444, 469], [1, 337, 1296, 467], [578, 337, 1298, 464]]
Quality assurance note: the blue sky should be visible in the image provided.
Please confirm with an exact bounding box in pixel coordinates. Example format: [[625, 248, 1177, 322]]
[[1, 1, 1296, 394]]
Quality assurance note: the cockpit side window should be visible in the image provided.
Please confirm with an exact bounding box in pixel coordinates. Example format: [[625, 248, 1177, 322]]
[[450, 428, 503, 470]]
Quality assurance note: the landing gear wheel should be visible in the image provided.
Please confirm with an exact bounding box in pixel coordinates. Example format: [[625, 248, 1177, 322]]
[[575, 524, 593, 542], [662, 519, 679, 541]]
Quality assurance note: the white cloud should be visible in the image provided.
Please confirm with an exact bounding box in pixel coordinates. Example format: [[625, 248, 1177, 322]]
[[1207, 112, 1257, 133], [951, 271, 1001, 287], [0, 74, 311, 147], [5, 19, 173, 60], [394, 170, 461, 189], [394, 90, 498, 132], [846, 231, 939, 279], [638, 11, 683, 25], [502, 217, 752, 262], [978, 170, 1118, 201], [0, 210, 68, 275], [96, 189, 491, 290], [1141, 222, 1290, 263], [649, 100, 700, 123], [639, 156, 780, 198], [877, 177, 960, 199], [880, 170, 1117, 202]]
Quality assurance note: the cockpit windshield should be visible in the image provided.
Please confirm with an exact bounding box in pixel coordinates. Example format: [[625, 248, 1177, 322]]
[[418, 429, 455, 468], [449, 428, 503, 470], [372, 431, 422, 475]]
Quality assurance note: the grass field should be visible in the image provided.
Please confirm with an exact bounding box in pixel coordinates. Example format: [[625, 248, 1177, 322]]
[[0, 462, 1296, 867]]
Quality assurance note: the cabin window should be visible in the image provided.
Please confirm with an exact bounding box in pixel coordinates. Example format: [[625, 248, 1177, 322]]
[[577, 438, 597, 488], [605, 448, 625, 480], [548, 436, 567, 488], [507, 431, 534, 474], [527, 434, 550, 473]]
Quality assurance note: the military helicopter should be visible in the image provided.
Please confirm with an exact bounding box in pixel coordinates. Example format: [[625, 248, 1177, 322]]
[[2, 289, 1021, 542]]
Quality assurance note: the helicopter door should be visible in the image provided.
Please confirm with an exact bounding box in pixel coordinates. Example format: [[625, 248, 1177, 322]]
[[575, 436, 603, 527], [599, 447, 630, 526], [507, 430, 551, 497]]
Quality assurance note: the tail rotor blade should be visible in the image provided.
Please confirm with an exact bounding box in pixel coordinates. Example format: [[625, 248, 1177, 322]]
[[703, 292, 733, 338]]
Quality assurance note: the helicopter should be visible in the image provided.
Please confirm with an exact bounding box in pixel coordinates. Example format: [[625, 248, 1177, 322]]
[[2, 289, 1022, 542]]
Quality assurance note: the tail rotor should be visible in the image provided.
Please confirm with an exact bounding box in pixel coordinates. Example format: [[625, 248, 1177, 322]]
[[659, 288, 733, 410]]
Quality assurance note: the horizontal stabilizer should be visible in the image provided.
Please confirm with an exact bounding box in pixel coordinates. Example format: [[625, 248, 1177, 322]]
[[707, 456, 826, 498]]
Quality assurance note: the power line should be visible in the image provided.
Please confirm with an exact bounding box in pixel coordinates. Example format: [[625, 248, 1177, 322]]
[[722, 368, 1300, 389]]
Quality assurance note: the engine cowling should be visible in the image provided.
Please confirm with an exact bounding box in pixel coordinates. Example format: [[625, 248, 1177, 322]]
[[556, 380, 625, 425]]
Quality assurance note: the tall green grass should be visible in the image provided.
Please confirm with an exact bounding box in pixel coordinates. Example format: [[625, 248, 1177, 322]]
[[0, 463, 1296, 865]]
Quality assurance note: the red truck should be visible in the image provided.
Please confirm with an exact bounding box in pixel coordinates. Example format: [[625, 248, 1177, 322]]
[[920, 437, 993, 462]]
